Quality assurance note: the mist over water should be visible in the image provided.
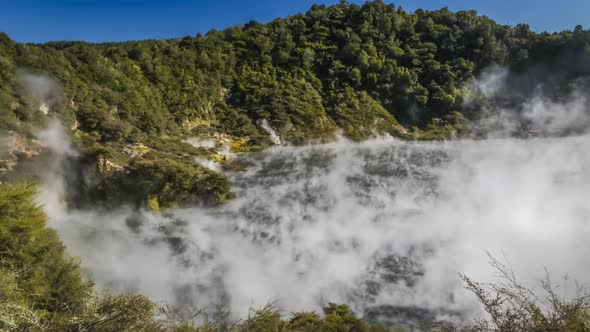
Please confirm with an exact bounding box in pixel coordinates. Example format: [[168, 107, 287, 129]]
[[39, 134, 590, 324], [13, 64, 587, 325]]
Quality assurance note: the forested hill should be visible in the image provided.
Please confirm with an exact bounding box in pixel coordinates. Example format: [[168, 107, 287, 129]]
[[1, 1, 590, 208]]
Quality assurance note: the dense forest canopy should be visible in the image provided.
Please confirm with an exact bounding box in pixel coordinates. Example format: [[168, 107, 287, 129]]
[[1, 0, 590, 207]]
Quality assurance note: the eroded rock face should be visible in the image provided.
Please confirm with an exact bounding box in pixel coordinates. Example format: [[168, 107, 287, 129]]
[[97, 157, 125, 176], [122, 143, 149, 158], [39, 103, 49, 115], [0, 134, 41, 174]]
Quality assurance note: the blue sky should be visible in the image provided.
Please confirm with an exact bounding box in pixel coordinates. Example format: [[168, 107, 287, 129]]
[[0, 0, 588, 43]]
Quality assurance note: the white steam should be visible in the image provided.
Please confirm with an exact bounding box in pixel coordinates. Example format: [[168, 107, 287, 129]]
[[260, 119, 283, 145], [37, 119, 77, 157], [186, 137, 232, 172], [39, 135, 590, 323], [522, 92, 590, 135], [37, 119, 77, 217], [33, 69, 590, 326], [466, 66, 590, 137], [15, 70, 62, 115], [466, 66, 508, 99], [185, 138, 217, 149]]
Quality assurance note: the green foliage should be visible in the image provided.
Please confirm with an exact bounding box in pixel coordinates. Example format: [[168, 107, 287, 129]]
[[241, 305, 289, 332], [0, 184, 93, 317], [290, 311, 323, 331], [321, 303, 368, 332], [2, 2, 590, 206], [2, 2, 589, 148], [161, 303, 395, 332], [0, 270, 42, 331], [129, 156, 234, 208], [231, 66, 337, 144], [453, 255, 590, 332], [329, 88, 406, 141], [83, 154, 234, 209], [410, 112, 472, 140], [55, 294, 163, 332], [0, 183, 167, 331]]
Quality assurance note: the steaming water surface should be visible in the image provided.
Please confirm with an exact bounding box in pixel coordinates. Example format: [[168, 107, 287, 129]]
[[43, 136, 590, 324]]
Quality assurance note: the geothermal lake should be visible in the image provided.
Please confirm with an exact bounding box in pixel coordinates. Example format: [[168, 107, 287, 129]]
[[43, 135, 590, 324]]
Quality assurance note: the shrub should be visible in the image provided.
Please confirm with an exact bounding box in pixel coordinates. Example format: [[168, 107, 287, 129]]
[[444, 254, 590, 332]]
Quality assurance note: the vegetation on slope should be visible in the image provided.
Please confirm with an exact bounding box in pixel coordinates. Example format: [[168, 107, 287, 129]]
[[2, 2, 590, 330], [1, 0, 590, 206]]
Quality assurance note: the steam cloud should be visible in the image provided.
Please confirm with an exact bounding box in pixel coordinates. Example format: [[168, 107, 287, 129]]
[[15, 70, 62, 115], [260, 119, 283, 145], [32, 67, 590, 326]]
